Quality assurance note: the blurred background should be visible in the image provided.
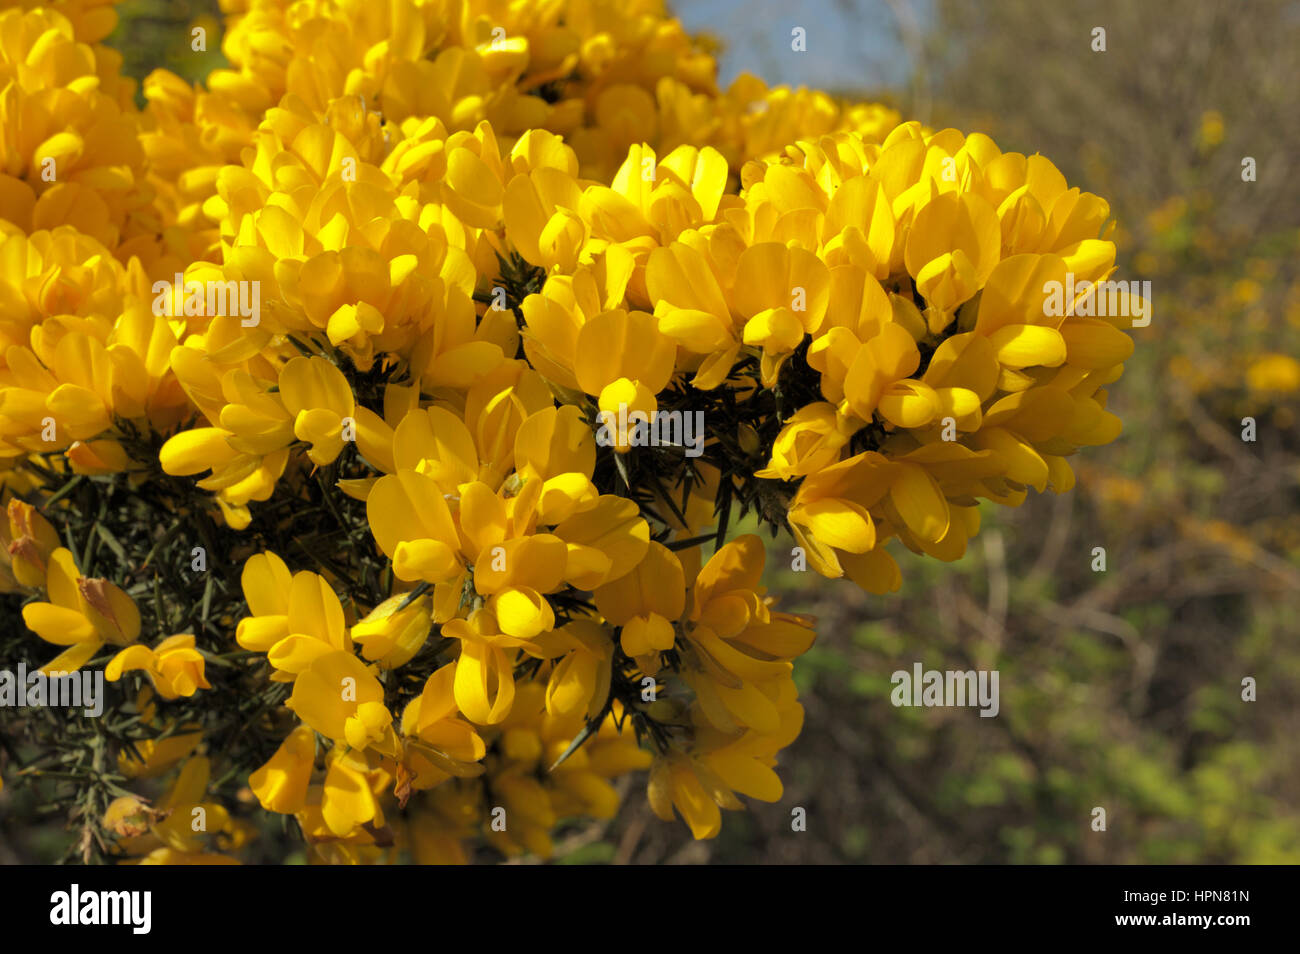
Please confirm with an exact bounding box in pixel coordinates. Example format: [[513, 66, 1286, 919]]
[[5, 0, 1297, 864], [668, 0, 1300, 864]]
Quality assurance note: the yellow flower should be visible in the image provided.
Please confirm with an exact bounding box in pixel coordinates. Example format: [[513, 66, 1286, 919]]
[[681, 535, 815, 734], [316, 747, 389, 838], [473, 534, 568, 639], [249, 725, 317, 814], [278, 356, 359, 467], [2, 498, 60, 587], [443, 608, 540, 725], [287, 650, 395, 754], [904, 191, 1001, 321], [367, 469, 465, 585], [840, 321, 923, 424], [581, 144, 729, 257], [755, 403, 855, 481], [732, 242, 831, 384], [1246, 353, 1300, 394], [541, 619, 614, 720], [21, 547, 139, 673], [519, 253, 637, 392], [1198, 110, 1225, 150], [0, 8, 148, 247], [648, 753, 722, 839], [512, 404, 600, 523], [236, 554, 353, 682], [351, 592, 432, 669], [158, 422, 288, 530], [118, 729, 204, 780], [573, 309, 676, 448], [106, 634, 211, 700], [399, 662, 487, 791], [552, 494, 650, 590], [645, 238, 741, 389], [594, 541, 684, 668], [504, 165, 587, 272], [109, 756, 237, 863]]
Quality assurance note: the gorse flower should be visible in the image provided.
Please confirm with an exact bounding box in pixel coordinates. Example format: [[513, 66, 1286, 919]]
[[0, 0, 1138, 864], [20, 546, 139, 674], [106, 633, 210, 700]]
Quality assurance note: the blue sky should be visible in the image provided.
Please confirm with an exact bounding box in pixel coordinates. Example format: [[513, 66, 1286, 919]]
[[672, 0, 922, 93]]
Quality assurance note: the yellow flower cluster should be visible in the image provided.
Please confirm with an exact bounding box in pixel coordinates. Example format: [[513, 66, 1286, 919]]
[[0, 0, 1135, 862], [0, 2, 146, 248]]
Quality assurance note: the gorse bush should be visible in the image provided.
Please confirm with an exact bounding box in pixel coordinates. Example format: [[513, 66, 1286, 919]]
[[0, 0, 1137, 863]]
